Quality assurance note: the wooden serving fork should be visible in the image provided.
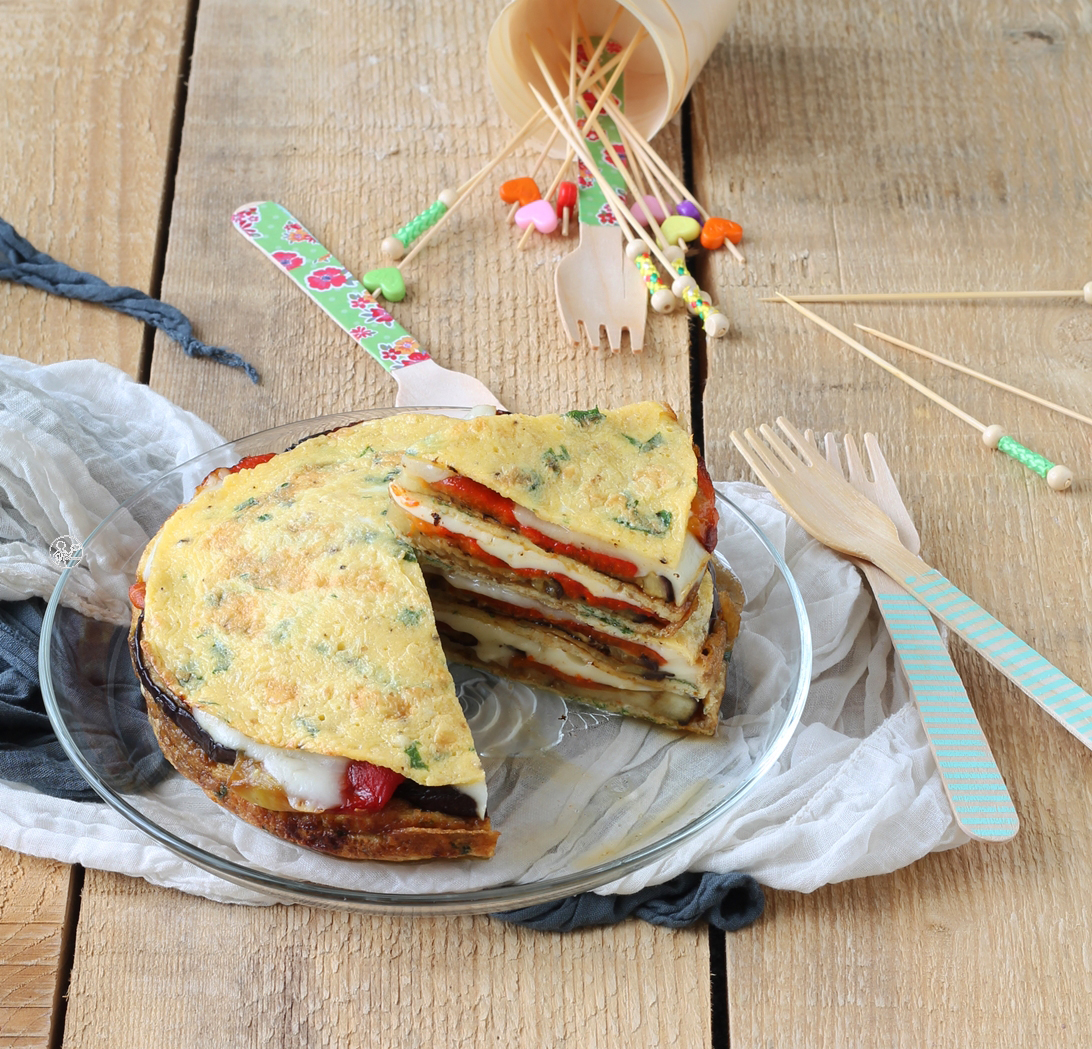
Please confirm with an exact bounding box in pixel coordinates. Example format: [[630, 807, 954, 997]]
[[818, 430, 1018, 841], [730, 418, 1092, 754]]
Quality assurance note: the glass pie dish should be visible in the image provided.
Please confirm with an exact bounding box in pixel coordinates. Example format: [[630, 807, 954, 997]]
[[41, 408, 811, 914]]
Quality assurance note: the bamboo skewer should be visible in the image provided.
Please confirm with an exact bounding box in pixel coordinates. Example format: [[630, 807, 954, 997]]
[[528, 65, 727, 335], [527, 48, 670, 271], [551, 29, 674, 223], [396, 110, 545, 269], [855, 324, 1092, 429], [517, 31, 647, 248], [574, 44, 746, 266], [508, 127, 562, 224], [398, 18, 633, 270], [514, 18, 581, 247], [762, 284, 1092, 304], [775, 295, 1074, 491]]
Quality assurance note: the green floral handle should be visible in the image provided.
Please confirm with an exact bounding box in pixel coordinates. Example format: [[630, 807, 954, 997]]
[[231, 202, 429, 374], [575, 39, 627, 227]]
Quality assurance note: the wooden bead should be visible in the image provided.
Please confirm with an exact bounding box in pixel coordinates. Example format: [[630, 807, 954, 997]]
[[381, 235, 406, 260], [672, 273, 698, 297], [981, 424, 1004, 449], [651, 288, 678, 314], [438, 187, 458, 207], [1084, 280, 1092, 305], [704, 313, 730, 338], [663, 245, 686, 263], [1047, 464, 1073, 491]]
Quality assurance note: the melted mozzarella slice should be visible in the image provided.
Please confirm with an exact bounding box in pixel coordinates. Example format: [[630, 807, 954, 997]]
[[434, 607, 698, 695], [391, 482, 704, 611], [192, 708, 487, 818], [400, 460, 710, 603]]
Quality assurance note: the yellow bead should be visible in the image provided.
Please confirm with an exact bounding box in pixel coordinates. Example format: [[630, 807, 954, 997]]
[[661, 215, 702, 244]]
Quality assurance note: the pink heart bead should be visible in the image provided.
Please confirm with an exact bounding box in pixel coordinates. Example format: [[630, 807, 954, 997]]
[[630, 194, 667, 226], [514, 199, 559, 234]]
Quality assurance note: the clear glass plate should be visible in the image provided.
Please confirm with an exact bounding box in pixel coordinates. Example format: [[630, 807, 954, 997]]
[[41, 408, 811, 914]]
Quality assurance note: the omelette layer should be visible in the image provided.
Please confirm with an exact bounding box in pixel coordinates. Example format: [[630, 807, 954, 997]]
[[402, 403, 702, 570], [137, 414, 485, 790]]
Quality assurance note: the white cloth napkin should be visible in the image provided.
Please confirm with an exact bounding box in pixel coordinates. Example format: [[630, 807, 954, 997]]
[[0, 356, 966, 903]]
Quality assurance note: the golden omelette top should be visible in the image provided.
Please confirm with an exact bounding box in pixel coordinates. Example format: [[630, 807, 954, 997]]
[[137, 414, 484, 789], [403, 402, 699, 568]]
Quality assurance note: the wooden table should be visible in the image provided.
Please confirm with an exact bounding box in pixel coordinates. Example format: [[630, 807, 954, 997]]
[[4, 1, 1091, 1045]]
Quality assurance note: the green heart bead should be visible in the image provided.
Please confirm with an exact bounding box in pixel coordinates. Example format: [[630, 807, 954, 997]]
[[660, 215, 702, 244], [361, 266, 406, 302]]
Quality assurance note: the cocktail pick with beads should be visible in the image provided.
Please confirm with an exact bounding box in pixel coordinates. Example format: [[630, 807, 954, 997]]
[[381, 107, 546, 273], [776, 294, 1074, 491], [528, 47, 728, 335], [573, 40, 746, 265], [855, 325, 1092, 430], [380, 189, 459, 261]]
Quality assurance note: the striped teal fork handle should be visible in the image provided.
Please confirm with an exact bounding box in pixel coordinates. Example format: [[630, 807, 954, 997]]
[[881, 559, 1092, 753], [869, 576, 1019, 841]]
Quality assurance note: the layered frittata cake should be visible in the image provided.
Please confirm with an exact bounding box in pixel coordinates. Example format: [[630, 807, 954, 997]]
[[128, 404, 741, 860]]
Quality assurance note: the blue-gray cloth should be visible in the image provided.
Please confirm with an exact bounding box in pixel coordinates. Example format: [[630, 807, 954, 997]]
[[1, 596, 763, 930], [0, 599, 100, 799], [0, 217, 259, 383], [494, 871, 764, 931], [2, 599, 167, 800]]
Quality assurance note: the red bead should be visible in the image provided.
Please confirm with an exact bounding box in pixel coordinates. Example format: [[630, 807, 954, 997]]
[[555, 181, 578, 217]]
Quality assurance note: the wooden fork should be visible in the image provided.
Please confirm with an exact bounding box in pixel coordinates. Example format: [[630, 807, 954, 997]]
[[819, 431, 1018, 841], [553, 105, 646, 352], [554, 222, 647, 352], [730, 417, 1092, 754]]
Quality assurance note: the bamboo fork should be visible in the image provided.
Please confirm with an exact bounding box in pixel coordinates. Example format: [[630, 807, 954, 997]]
[[818, 431, 1018, 841], [730, 417, 1092, 753]]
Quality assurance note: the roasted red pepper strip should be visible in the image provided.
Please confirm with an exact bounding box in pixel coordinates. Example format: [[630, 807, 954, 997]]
[[508, 654, 605, 691], [407, 518, 664, 624], [128, 580, 146, 609], [228, 453, 276, 473], [429, 475, 640, 580], [688, 450, 719, 553], [341, 760, 406, 812]]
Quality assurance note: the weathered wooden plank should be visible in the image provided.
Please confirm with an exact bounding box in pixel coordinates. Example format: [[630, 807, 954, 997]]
[[0, 851, 73, 1049], [1, 0, 191, 375], [147, 0, 692, 437], [61, 3, 709, 1047], [2, 1, 190, 1042], [64, 872, 709, 1049], [693, 1, 1092, 1045]]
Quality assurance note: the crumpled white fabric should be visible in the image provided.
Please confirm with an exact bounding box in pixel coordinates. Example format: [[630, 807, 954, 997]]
[[0, 356, 221, 624], [0, 355, 967, 903]]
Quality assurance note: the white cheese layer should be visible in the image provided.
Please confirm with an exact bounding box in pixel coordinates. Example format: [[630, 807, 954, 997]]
[[434, 571, 702, 682], [191, 707, 487, 818], [391, 483, 702, 611], [400, 460, 709, 603], [435, 607, 681, 694]]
